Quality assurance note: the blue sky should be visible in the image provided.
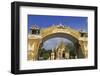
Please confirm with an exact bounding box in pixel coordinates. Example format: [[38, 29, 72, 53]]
[[28, 15, 88, 32]]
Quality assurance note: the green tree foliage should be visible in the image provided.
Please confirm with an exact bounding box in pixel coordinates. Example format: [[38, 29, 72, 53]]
[[42, 52, 50, 60], [39, 48, 51, 60]]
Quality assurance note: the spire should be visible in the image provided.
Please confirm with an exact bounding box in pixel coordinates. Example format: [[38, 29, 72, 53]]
[[52, 48, 54, 52], [57, 40, 65, 49]]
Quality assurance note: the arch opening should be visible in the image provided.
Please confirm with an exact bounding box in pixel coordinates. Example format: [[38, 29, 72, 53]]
[[38, 33, 84, 60]]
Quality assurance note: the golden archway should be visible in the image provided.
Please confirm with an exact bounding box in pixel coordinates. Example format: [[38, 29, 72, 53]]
[[28, 25, 88, 60]]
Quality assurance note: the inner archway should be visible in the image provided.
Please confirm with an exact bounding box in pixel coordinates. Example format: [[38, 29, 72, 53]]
[[38, 33, 84, 60]]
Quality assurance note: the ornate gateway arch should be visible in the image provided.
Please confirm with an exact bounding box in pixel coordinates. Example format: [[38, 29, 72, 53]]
[[28, 24, 88, 60]]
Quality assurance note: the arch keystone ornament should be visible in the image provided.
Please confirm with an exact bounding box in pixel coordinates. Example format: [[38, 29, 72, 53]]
[[11, 1, 97, 74]]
